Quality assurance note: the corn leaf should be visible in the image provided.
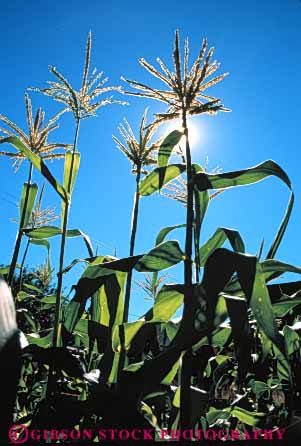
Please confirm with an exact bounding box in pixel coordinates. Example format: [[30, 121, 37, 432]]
[[20, 182, 38, 228], [139, 164, 186, 196], [0, 136, 69, 202], [194, 160, 293, 260]]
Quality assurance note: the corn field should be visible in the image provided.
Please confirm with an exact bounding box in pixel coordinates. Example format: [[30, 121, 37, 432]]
[[0, 30, 301, 444]]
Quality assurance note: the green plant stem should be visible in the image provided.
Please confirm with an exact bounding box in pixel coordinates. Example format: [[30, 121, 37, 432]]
[[18, 238, 30, 292], [180, 109, 194, 431], [123, 167, 141, 323], [47, 118, 81, 399], [117, 168, 141, 386], [8, 162, 33, 288], [193, 188, 201, 283]]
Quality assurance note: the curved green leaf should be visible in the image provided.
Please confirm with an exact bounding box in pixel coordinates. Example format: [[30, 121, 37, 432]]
[[273, 298, 301, 317], [112, 284, 184, 352], [194, 160, 294, 260], [155, 224, 186, 246], [199, 227, 245, 267], [139, 164, 186, 196], [25, 225, 93, 256], [0, 136, 69, 202], [152, 223, 185, 291], [135, 240, 184, 272], [158, 129, 183, 169]]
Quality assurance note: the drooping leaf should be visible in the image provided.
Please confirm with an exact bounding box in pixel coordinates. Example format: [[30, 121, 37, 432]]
[[63, 259, 126, 340], [24, 226, 93, 256], [151, 223, 185, 291], [20, 182, 38, 228], [0, 136, 69, 202], [194, 160, 293, 260], [139, 164, 186, 196], [199, 227, 245, 267], [261, 259, 301, 282], [135, 240, 184, 272], [155, 224, 186, 246]]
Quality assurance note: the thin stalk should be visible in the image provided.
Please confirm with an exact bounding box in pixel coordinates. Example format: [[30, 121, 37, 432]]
[[18, 238, 30, 292], [117, 167, 141, 385], [47, 118, 81, 398], [123, 167, 141, 323], [194, 187, 201, 283], [8, 163, 33, 287], [180, 108, 194, 431]]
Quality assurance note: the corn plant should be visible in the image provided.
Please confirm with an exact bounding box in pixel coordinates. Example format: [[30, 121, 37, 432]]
[[123, 29, 230, 429], [0, 94, 68, 286]]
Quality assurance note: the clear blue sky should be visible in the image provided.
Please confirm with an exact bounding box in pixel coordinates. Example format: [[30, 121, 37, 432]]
[[0, 0, 301, 319]]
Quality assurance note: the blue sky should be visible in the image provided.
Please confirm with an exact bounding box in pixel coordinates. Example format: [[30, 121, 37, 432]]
[[0, 0, 301, 319]]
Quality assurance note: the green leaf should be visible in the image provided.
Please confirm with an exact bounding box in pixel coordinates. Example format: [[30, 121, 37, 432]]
[[231, 406, 266, 427], [25, 226, 93, 256], [199, 227, 245, 267], [207, 407, 231, 425], [193, 327, 231, 351], [225, 295, 252, 378], [251, 263, 284, 352], [194, 160, 293, 259], [40, 295, 56, 304], [135, 240, 184, 272], [158, 129, 183, 169], [62, 150, 81, 224], [26, 331, 53, 348], [20, 182, 38, 228], [250, 380, 270, 398], [273, 298, 301, 317], [0, 136, 69, 202], [139, 164, 186, 196], [0, 264, 20, 275], [261, 259, 301, 282], [25, 225, 61, 238], [161, 356, 182, 385], [283, 325, 300, 357], [155, 224, 186, 246], [29, 238, 51, 271], [74, 319, 109, 353], [64, 150, 80, 194], [192, 163, 210, 263], [17, 291, 34, 301], [112, 284, 184, 352], [151, 223, 185, 291], [63, 259, 126, 337]]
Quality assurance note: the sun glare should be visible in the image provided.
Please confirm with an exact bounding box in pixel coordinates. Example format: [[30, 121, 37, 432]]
[[164, 119, 201, 152]]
